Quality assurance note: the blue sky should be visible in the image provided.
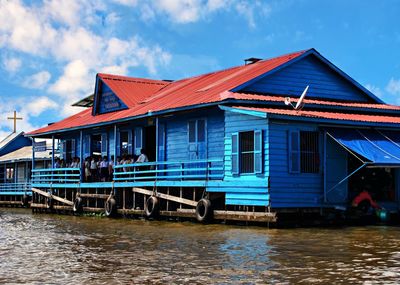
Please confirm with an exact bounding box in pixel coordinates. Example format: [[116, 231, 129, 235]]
[[0, 0, 399, 140]]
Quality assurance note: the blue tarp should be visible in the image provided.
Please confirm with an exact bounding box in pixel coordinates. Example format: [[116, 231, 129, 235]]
[[327, 128, 400, 166]]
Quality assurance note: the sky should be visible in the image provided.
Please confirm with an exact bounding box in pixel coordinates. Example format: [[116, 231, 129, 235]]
[[0, 0, 399, 140]]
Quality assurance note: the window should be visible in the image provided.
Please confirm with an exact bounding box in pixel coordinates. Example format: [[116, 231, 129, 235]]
[[240, 131, 255, 173], [188, 119, 207, 160], [289, 130, 319, 173], [120, 131, 129, 156], [232, 130, 263, 174], [6, 167, 14, 182]]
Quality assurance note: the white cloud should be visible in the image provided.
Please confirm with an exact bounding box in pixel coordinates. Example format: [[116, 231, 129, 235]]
[[50, 60, 90, 96], [365, 84, 383, 99], [43, 0, 81, 27], [386, 78, 400, 95], [2, 57, 22, 73], [27, 96, 58, 116], [23, 71, 51, 89], [0, 97, 53, 137], [113, 0, 269, 27], [0, 0, 172, 121]]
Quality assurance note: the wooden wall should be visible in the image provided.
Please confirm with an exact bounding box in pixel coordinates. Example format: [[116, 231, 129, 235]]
[[268, 120, 323, 208], [206, 111, 270, 207], [241, 54, 372, 102]]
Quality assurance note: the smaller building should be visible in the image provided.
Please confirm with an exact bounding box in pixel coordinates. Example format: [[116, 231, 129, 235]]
[[0, 132, 51, 206]]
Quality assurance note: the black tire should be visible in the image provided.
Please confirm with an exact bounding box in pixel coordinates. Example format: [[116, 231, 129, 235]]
[[73, 197, 83, 213], [21, 194, 30, 208], [145, 196, 160, 218], [196, 198, 213, 223], [105, 197, 117, 217]]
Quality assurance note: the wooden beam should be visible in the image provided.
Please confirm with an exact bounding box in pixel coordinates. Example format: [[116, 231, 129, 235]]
[[132, 187, 198, 207], [0, 201, 23, 205], [176, 208, 277, 222], [79, 193, 109, 199], [32, 187, 73, 206]]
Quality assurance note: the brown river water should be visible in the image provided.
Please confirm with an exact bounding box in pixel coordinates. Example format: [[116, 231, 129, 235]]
[[1, 209, 400, 284]]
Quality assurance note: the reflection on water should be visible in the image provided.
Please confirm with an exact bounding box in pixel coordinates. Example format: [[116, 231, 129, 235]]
[[1, 209, 400, 284]]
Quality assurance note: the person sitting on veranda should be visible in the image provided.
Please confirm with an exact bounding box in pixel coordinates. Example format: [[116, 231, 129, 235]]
[[136, 148, 149, 163]]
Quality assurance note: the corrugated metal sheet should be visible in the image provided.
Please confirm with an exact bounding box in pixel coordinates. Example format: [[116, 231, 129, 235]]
[[29, 50, 307, 135], [228, 92, 400, 110], [98, 73, 168, 107], [233, 106, 400, 124]]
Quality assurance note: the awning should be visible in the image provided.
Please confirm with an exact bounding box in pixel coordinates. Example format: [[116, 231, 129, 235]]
[[327, 128, 400, 167]]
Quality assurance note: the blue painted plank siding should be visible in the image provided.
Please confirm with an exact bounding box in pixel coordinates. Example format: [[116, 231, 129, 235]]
[[0, 135, 31, 156], [219, 111, 269, 206], [161, 108, 225, 162], [268, 121, 323, 208], [241, 54, 372, 102]]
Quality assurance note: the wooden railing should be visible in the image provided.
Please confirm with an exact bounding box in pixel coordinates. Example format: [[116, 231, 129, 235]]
[[0, 182, 31, 195], [31, 159, 224, 184], [31, 168, 81, 184], [113, 159, 224, 182]]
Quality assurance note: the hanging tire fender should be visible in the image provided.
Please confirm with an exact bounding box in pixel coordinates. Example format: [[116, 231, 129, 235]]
[[196, 198, 213, 223], [73, 196, 83, 213], [105, 196, 117, 217], [145, 196, 160, 218]]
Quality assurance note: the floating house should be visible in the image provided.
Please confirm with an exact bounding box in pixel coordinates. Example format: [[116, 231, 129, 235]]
[[27, 48, 400, 223], [0, 131, 51, 206]]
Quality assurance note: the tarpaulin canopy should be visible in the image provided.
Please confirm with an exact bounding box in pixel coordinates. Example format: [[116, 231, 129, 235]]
[[327, 128, 400, 167]]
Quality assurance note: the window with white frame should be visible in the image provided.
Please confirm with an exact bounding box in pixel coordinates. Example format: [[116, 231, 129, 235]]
[[232, 130, 262, 174]]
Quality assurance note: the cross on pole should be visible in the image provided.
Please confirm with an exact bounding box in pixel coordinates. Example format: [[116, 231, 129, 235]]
[[7, 110, 23, 133]]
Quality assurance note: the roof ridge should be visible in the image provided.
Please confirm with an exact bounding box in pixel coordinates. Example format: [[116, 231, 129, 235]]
[[98, 73, 168, 85]]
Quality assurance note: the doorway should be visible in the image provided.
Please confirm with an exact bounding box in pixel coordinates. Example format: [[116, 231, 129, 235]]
[[144, 126, 156, 162]]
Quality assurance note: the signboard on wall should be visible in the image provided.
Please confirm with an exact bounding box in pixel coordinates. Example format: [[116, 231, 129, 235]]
[[33, 141, 47, 152], [98, 82, 127, 114]]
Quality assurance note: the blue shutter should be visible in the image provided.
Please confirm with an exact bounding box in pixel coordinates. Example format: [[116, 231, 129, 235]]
[[116, 130, 121, 156], [231, 132, 239, 175], [101, 133, 108, 158], [71, 139, 76, 157], [134, 127, 143, 156], [127, 131, 133, 155], [288, 130, 300, 173], [60, 140, 66, 160], [83, 135, 91, 158], [254, 130, 263, 174], [158, 123, 166, 161]]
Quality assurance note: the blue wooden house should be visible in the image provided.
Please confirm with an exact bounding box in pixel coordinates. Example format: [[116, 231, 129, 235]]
[[0, 131, 51, 206], [27, 49, 400, 222]]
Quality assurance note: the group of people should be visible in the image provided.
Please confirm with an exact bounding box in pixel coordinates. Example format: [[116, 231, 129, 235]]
[[84, 156, 114, 182], [83, 148, 149, 182], [53, 157, 80, 169], [52, 149, 149, 182]]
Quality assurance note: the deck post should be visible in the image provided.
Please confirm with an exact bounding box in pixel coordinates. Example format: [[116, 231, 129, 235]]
[[31, 137, 36, 169], [51, 135, 55, 168], [79, 130, 83, 182], [323, 131, 327, 203], [155, 117, 159, 178], [113, 124, 117, 162], [14, 162, 17, 183]]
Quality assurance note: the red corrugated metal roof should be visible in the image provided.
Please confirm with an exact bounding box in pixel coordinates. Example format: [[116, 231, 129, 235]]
[[98, 73, 168, 107], [29, 50, 308, 135], [234, 106, 400, 124], [227, 92, 400, 110], [30, 49, 399, 135]]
